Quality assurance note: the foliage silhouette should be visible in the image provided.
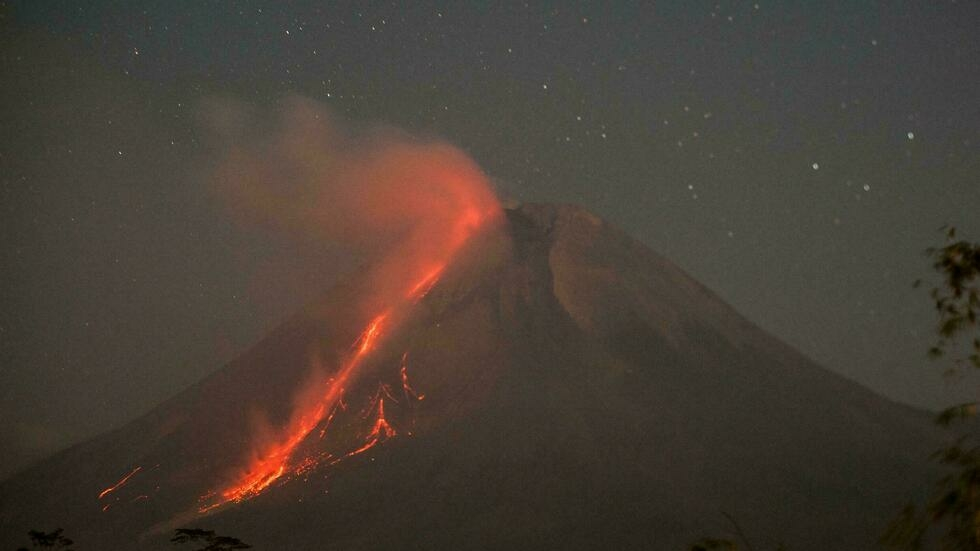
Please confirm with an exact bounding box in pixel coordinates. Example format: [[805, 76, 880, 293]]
[[687, 512, 788, 551], [15, 528, 74, 550], [882, 227, 980, 550], [690, 227, 979, 550], [171, 528, 251, 550]]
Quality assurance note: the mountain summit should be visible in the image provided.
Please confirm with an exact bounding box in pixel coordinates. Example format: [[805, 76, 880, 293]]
[[0, 204, 938, 549]]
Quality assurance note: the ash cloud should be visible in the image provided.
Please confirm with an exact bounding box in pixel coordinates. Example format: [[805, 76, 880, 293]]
[[201, 95, 502, 313], [193, 97, 502, 507]]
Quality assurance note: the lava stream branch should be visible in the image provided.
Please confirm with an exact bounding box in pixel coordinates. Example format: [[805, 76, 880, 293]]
[[212, 311, 392, 507], [193, 101, 502, 515], [400, 353, 425, 402], [98, 466, 142, 500], [201, 236, 484, 511]]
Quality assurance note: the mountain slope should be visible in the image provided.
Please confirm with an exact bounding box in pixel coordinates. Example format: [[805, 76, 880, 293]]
[[0, 203, 939, 550]]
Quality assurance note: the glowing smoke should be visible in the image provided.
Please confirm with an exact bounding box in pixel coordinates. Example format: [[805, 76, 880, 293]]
[[205, 96, 500, 314], [198, 96, 501, 509]]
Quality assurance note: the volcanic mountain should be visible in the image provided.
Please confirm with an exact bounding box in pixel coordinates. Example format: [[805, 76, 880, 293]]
[[0, 203, 940, 550]]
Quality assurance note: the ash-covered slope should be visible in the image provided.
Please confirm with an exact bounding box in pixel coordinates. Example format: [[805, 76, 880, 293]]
[[1, 204, 939, 550]]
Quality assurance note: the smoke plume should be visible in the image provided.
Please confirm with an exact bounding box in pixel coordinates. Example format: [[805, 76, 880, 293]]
[[196, 95, 501, 509], [204, 96, 500, 311]]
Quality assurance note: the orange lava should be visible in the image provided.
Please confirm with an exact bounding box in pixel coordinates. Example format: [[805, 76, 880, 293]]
[[201, 220, 487, 511], [98, 466, 142, 500], [214, 312, 391, 506], [345, 397, 396, 458], [196, 118, 501, 513], [407, 265, 445, 300], [318, 400, 344, 439], [400, 353, 425, 402]]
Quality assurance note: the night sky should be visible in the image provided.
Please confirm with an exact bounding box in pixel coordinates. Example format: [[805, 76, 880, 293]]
[[1, 1, 978, 478]]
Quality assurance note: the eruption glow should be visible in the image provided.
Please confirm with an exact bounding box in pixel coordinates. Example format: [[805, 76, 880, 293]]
[[212, 312, 392, 506], [98, 466, 142, 500], [191, 97, 501, 512]]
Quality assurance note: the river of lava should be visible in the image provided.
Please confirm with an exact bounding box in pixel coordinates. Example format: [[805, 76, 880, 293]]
[[199, 206, 497, 513], [98, 466, 142, 500], [210, 311, 390, 508], [98, 465, 143, 511]]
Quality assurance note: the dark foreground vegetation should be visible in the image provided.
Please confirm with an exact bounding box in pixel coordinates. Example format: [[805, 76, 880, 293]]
[[692, 227, 980, 550], [15, 528, 250, 551]]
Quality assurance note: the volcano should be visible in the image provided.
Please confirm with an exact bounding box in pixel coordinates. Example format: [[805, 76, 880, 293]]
[[0, 203, 940, 550]]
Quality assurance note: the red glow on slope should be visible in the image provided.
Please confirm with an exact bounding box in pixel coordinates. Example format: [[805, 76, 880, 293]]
[[408, 265, 445, 300], [195, 101, 501, 514], [400, 353, 425, 402], [346, 396, 396, 458], [214, 312, 391, 506], [356, 314, 387, 356], [319, 399, 344, 439], [98, 466, 142, 500], [201, 207, 496, 511]]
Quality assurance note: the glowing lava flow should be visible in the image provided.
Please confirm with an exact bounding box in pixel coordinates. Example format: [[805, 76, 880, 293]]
[[407, 265, 445, 300], [199, 205, 497, 513], [345, 395, 396, 458], [400, 353, 425, 402], [214, 312, 390, 506], [98, 466, 142, 500]]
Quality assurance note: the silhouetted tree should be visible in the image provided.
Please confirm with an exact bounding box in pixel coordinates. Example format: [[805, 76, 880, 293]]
[[687, 512, 788, 551], [882, 227, 980, 550], [690, 228, 979, 550], [15, 528, 74, 550], [171, 528, 251, 550], [689, 538, 739, 551]]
